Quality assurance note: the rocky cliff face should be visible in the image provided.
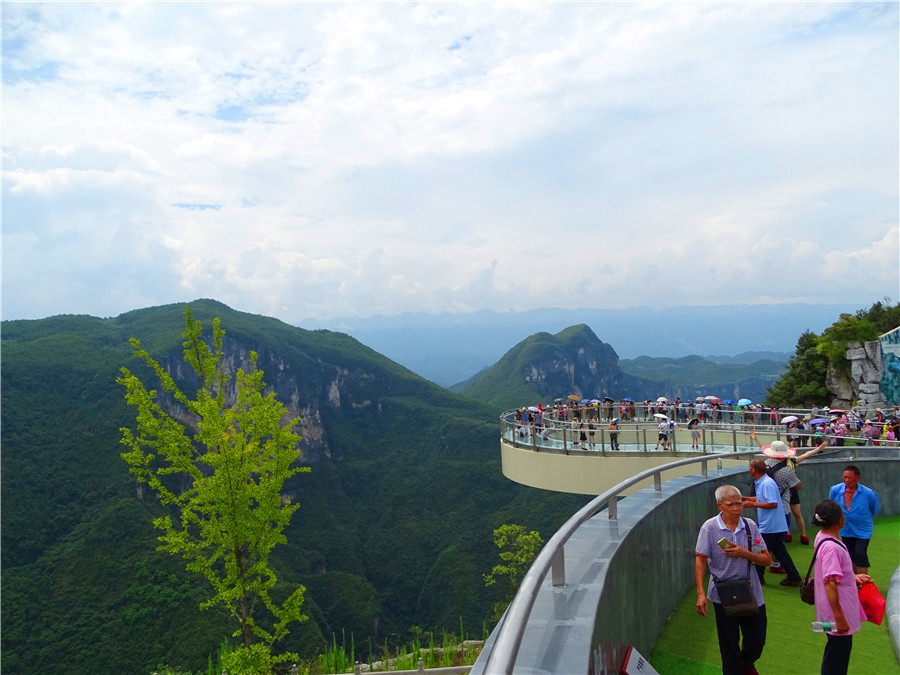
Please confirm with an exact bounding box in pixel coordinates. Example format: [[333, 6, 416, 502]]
[[521, 334, 634, 401], [160, 334, 377, 462], [826, 339, 886, 414], [456, 324, 658, 408]]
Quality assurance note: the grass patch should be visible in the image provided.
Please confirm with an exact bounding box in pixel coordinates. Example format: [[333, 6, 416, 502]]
[[651, 515, 900, 674]]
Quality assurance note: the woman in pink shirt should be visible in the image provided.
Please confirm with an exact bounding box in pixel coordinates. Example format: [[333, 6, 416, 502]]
[[811, 499, 870, 675]]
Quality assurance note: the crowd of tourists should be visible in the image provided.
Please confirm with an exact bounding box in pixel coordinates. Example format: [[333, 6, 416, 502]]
[[696, 455, 883, 675], [510, 400, 900, 449]]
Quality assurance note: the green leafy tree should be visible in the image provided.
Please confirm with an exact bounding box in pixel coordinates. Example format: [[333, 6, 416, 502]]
[[766, 331, 829, 407], [817, 314, 881, 379], [118, 307, 310, 673], [483, 524, 543, 621]]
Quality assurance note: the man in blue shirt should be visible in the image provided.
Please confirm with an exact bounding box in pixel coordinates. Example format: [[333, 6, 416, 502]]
[[742, 458, 802, 586], [829, 464, 881, 574]]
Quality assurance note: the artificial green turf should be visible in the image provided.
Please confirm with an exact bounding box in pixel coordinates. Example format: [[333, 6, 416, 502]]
[[651, 515, 900, 674]]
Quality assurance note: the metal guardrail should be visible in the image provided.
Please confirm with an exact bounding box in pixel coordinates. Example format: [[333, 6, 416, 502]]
[[499, 412, 899, 455], [483, 446, 846, 674]]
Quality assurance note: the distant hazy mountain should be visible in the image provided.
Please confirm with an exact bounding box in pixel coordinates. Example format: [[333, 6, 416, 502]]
[[705, 351, 792, 365], [617, 355, 786, 403], [300, 304, 856, 386]]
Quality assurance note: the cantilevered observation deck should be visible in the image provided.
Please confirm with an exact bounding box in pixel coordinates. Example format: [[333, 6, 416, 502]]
[[473, 410, 900, 674]]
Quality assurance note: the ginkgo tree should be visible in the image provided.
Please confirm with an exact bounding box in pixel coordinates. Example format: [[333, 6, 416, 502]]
[[118, 307, 310, 674]]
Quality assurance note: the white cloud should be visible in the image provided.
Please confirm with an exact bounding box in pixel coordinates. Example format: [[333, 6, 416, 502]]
[[2, 2, 897, 322]]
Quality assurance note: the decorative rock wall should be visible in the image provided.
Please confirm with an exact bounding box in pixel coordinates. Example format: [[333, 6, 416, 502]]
[[828, 330, 899, 416]]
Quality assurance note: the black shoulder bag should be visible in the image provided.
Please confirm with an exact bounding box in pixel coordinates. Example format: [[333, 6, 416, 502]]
[[801, 537, 847, 605], [711, 517, 759, 617]]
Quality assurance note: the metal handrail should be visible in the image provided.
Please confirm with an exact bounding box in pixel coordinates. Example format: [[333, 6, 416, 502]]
[[481, 448, 768, 674], [500, 413, 899, 454]]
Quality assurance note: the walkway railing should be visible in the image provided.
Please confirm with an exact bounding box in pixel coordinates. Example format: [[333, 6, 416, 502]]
[[483, 444, 890, 674], [500, 412, 899, 455]]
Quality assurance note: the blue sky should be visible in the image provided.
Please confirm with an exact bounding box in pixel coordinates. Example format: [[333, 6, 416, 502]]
[[2, 2, 898, 322]]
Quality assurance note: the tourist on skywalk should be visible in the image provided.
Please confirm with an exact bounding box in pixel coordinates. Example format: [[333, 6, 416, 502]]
[[742, 458, 803, 587], [608, 417, 620, 451], [689, 418, 701, 450], [695, 485, 770, 675], [655, 417, 670, 451], [829, 465, 881, 575], [811, 499, 871, 675]]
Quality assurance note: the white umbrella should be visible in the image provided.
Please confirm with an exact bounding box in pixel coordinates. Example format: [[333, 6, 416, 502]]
[[657, 396, 668, 403], [653, 413, 669, 419], [781, 415, 798, 424]]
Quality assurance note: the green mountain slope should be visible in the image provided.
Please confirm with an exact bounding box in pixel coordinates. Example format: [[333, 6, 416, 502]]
[[1, 300, 587, 673], [452, 324, 658, 409]]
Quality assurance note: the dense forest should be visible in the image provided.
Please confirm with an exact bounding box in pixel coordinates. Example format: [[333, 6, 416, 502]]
[[1, 300, 586, 673]]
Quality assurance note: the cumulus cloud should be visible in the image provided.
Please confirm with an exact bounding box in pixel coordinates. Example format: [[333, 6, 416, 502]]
[[2, 2, 897, 321]]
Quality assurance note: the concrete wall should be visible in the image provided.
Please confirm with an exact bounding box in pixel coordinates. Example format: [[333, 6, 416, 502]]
[[589, 456, 898, 673]]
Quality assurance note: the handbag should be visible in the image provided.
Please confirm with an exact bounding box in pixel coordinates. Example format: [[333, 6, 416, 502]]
[[712, 518, 759, 617], [801, 537, 846, 605], [858, 581, 886, 625]]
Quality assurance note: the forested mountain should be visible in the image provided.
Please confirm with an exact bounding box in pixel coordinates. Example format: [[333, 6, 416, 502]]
[[451, 324, 659, 409], [452, 325, 787, 409], [1, 300, 587, 673]]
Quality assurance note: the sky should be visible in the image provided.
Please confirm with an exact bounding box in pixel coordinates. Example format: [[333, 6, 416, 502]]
[[3, 2, 898, 323]]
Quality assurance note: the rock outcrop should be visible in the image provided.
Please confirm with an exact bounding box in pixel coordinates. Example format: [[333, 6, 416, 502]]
[[827, 339, 887, 416]]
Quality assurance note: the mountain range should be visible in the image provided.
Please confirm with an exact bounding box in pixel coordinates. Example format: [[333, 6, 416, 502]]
[[300, 304, 852, 386], [1, 300, 587, 673], [451, 325, 784, 410]]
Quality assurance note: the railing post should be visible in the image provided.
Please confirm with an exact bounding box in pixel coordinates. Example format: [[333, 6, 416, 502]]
[[551, 547, 566, 586]]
